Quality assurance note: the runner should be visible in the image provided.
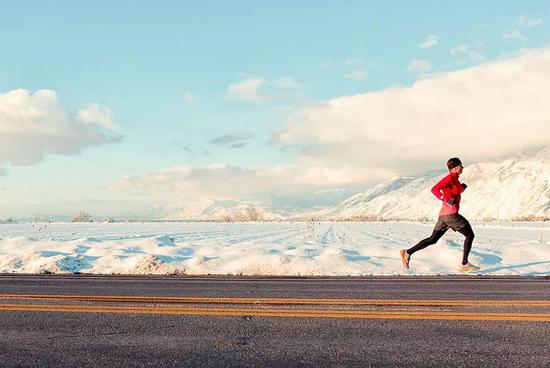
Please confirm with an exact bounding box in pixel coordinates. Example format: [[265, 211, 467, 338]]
[[400, 157, 480, 272]]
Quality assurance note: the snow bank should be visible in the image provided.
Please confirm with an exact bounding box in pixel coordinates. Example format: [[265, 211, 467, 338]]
[[0, 222, 548, 276]]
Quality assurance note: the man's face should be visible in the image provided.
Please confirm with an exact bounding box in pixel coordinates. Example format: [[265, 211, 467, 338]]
[[451, 165, 463, 175]]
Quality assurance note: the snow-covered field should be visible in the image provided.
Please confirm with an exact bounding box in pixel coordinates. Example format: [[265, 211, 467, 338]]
[[0, 222, 548, 276]]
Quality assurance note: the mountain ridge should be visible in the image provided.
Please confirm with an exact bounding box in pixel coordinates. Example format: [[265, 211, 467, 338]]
[[314, 146, 550, 221]]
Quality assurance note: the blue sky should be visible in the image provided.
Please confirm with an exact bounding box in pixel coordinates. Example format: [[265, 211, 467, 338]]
[[0, 1, 549, 217]]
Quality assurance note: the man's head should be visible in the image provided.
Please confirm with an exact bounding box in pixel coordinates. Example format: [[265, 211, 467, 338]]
[[447, 157, 463, 175]]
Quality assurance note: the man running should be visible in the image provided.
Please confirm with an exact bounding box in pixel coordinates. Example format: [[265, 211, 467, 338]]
[[400, 157, 480, 272]]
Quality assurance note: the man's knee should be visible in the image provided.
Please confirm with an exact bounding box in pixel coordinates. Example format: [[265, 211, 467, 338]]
[[428, 230, 445, 243], [456, 226, 475, 240], [463, 227, 474, 240], [425, 237, 438, 245]]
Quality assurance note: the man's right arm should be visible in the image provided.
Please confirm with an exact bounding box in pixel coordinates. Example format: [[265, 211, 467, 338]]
[[431, 175, 451, 202]]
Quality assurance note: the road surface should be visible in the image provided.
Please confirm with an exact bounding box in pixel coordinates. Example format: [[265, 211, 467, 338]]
[[0, 275, 548, 367]]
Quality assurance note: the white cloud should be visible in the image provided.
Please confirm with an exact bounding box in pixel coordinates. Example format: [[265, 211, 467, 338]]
[[105, 162, 384, 201], [183, 92, 197, 103], [450, 45, 485, 63], [106, 49, 550, 203], [343, 70, 369, 80], [407, 59, 432, 73], [272, 49, 550, 180], [502, 29, 524, 40], [322, 58, 367, 69], [76, 102, 118, 130], [224, 76, 303, 102], [224, 76, 267, 102], [105, 164, 272, 199], [271, 77, 303, 89], [518, 15, 543, 29], [419, 35, 438, 49], [502, 15, 542, 42], [0, 89, 119, 167], [450, 45, 467, 55]]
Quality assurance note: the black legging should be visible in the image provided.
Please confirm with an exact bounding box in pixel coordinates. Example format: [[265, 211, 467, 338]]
[[407, 225, 475, 265]]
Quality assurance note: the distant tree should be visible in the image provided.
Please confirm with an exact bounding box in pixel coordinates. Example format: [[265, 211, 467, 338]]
[[71, 211, 93, 223], [232, 212, 248, 222], [245, 206, 263, 221]]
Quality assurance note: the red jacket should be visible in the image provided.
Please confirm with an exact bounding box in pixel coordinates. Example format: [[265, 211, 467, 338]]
[[431, 172, 465, 215]]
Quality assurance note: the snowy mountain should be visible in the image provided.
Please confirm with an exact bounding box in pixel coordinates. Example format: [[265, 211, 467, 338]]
[[269, 188, 359, 216], [161, 199, 284, 221], [315, 147, 550, 221]]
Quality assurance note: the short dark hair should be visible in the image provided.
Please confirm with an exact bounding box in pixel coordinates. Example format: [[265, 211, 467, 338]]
[[447, 157, 462, 170]]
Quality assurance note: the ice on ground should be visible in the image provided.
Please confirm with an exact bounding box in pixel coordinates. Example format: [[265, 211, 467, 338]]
[[0, 222, 548, 276]]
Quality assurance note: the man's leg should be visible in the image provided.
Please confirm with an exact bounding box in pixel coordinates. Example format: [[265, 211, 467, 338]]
[[407, 220, 449, 256], [452, 215, 475, 265]]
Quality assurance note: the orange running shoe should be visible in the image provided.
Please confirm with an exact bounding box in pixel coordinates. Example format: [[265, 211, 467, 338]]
[[459, 262, 480, 272], [400, 249, 410, 269]]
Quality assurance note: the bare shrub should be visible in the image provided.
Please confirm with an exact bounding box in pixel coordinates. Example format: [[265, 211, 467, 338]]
[[245, 206, 263, 221], [511, 215, 548, 221], [71, 211, 93, 223]]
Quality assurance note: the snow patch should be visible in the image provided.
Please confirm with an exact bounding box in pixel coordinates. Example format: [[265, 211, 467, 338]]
[[0, 221, 547, 276]]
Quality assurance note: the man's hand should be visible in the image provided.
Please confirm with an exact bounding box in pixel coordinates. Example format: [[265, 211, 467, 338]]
[[446, 198, 456, 205], [461, 183, 467, 189]]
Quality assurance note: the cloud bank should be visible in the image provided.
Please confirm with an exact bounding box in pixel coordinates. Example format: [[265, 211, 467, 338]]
[[105, 162, 385, 202], [0, 89, 119, 167], [273, 49, 550, 176], [109, 49, 550, 203]]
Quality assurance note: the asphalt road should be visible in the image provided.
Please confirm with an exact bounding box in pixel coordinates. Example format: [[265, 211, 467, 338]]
[[0, 275, 548, 368]]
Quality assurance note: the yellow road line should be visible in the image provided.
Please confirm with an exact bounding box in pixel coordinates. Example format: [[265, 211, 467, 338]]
[[0, 303, 549, 321], [0, 294, 549, 307]]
